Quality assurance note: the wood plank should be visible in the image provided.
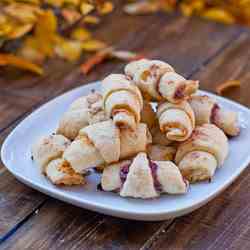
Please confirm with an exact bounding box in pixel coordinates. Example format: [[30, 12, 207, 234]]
[[193, 31, 250, 107], [142, 168, 250, 250], [141, 31, 250, 250], [0, 8, 163, 135], [0, 169, 46, 240], [0, 14, 247, 250], [0, 15, 243, 137], [0, 7, 160, 99], [0, 14, 243, 101], [0, 13, 171, 242], [0, 121, 47, 238], [0, 92, 40, 132], [0, 199, 167, 250]]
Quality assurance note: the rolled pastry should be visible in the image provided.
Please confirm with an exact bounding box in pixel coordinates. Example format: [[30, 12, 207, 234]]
[[63, 120, 152, 173], [147, 144, 176, 161], [57, 92, 107, 140], [125, 59, 199, 103], [102, 74, 143, 130], [101, 152, 188, 199], [31, 134, 84, 185], [157, 101, 195, 141], [63, 120, 120, 173], [175, 124, 229, 182], [188, 95, 240, 136], [120, 123, 152, 159], [46, 159, 85, 185]]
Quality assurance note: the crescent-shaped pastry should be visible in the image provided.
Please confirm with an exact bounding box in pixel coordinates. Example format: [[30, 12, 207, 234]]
[[125, 59, 199, 103], [31, 134, 84, 185], [31, 134, 71, 173], [63, 120, 120, 173], [46, 159, 85, 185], [102, 74, 143, 130], [125, 59, 174, 101], [57, 92, 107, 140], [175, 124, 229, 182], [120, 123, 152, 159], [101, 152, 188, 199], [188, 95, 240, 136], [157, 101, 195, 141], [147, 144, 176, 161], [63, 120, 151, 173]]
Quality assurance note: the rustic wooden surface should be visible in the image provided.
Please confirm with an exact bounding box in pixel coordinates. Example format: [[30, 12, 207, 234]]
[[1, 3, 250, 249]]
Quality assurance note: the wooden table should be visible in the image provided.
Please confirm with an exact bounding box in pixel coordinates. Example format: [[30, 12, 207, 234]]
[[1, 6, 250, 250]]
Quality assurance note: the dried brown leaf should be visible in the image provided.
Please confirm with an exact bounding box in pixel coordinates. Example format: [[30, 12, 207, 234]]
[[80, 47, 112, 74], [215, 80, 241, 95]]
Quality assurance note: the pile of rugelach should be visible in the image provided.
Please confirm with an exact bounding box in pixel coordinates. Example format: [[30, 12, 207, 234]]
[[32, 59, 240, 199]]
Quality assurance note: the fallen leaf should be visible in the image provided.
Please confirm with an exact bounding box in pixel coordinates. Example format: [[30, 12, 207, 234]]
[[80, 2, 95, 15], [124, 1, 160, 15], [7, 23, 34, 39], [80, 47, 112, 74], [83, 15, 100, 24], [55, 39, 83, 61], [97, 1, 114, 15], [61, 8, 81, 24], [215, 80, 241, 95], [80, 47, 144, 74], [0, 53, 43, 75], [109, 50, 145, 61], [81, 39, 107, 51], [71, 27, 92, 42], [202, 8, 235, 24]]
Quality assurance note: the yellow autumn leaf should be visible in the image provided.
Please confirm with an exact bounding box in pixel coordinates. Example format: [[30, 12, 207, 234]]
[[35, 10, 58, 57], [7, 23, 34, 39], [97, 1, 114, 15], [201, 8, 236, 24], [0, 22, 12, 37], [80, 2, 95, 15], [81, 39, 107, 52], [43, 0, 64, 7], [18, 37, 46, 64], [0, 53, 43, 75], [71, 27, 92, 42], [4, 3, 42, 23], [83, 15, 100, 24], [55, 39, 83, 61]]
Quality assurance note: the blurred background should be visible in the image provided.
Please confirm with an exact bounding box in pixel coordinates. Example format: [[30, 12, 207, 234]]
[[1, 0, 249, 76]]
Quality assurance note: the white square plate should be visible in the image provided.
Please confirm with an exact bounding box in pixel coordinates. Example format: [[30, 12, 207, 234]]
[[2, 82, 250, 221]]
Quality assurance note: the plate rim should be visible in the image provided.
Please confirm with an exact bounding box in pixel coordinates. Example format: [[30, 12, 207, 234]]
[[2, 82, 250, 221]]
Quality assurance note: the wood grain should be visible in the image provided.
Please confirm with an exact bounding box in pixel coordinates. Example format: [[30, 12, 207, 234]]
[[144, 168, 250, 250], [1, 200, 167, 250], [0, 170, 46, 240], [0, 14, 243, 135], [0, 92, 40, 132], [0, 121, 47, 238], [0, 7, 249, 250], [193, 31, 250, 107], [141, 31, 250, 250]]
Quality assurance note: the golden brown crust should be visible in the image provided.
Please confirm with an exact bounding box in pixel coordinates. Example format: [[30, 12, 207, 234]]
[[157, 101, 195, 142]]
